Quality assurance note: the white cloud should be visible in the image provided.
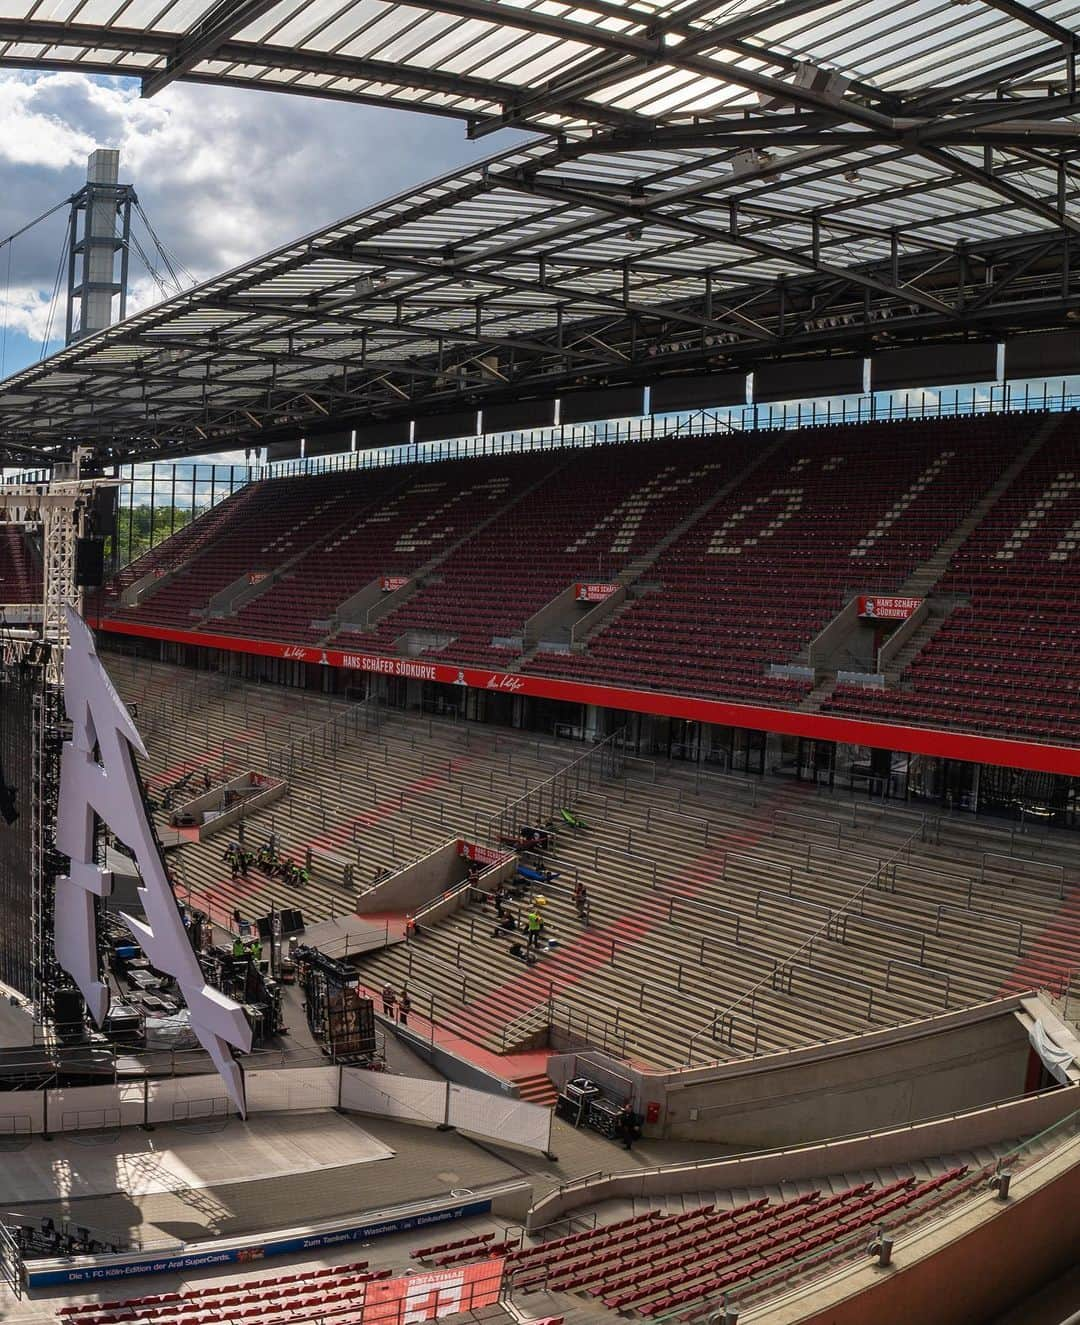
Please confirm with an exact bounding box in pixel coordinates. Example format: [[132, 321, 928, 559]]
[[0, 75, 97, 170], [0, 70, 521, 375], [0, 283, 62, 344]]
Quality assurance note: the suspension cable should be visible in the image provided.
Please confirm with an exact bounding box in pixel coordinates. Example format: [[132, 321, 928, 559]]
[[134, 199, 197, 291], [39, 211, 72, 358]]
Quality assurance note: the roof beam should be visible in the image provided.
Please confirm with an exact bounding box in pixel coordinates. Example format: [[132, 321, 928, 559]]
[[391, 0, 893, 133], [470, 0, 851, 135], [507, 172, 961, 320], [918, 143, 1080, 233], [902, 45, 1071, 110], [141, 1, 283, 97], [973, 0, 1077, 46], [0, 21, 637, 126]]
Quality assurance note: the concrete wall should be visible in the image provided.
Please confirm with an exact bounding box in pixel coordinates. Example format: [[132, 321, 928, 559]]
[[877, 598, 930, 671], [666, 1007, 1030, 1147], [547, 1000, 1034, 1149], [355, 837, 464, 915], [174, 771, 286, 841], [807, 596, 859, 669], [767, 1134, 1080, 1325], [526, 1082, 1079, 1230]]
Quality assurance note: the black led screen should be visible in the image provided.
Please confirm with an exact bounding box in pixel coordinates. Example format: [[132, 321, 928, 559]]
[[0, 665, 36, 997]]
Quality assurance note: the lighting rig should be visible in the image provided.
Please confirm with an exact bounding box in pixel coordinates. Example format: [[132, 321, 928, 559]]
[[0, 448, 121, 1018]]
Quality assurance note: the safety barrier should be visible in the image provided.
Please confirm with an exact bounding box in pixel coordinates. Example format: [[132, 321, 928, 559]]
[[341, 1068, 552, 1154], [24, 1182, 529, 1288]]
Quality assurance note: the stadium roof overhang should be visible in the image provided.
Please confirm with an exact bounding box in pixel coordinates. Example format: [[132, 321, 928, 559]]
[[3, 0, 1080, 464]]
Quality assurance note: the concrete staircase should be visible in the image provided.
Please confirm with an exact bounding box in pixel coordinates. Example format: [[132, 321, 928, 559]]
[[898, 416, 1058, 600], [332, 459, 568, 643], [351, 765, 1080, 1071], [201, 469, 419, 626], [514, 1072, 560, 1107], [102, 653, 569, 931], [800, 674, 840, 713], [882, 608, 954, 685], [573, 589, 654, 651], [800, 417, 1058, 705]]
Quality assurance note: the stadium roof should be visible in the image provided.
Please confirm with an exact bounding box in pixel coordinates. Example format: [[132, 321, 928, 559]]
[[2, 0, 1080, 463]]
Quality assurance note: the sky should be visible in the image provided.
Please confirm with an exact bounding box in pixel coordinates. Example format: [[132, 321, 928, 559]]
[[0, 69, 521, 379]]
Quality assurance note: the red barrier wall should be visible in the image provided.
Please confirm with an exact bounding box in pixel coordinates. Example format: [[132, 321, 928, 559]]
[[94, 619, 1080, 779]]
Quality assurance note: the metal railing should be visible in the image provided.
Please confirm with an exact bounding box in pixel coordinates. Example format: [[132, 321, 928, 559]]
[[484, 727, 627, 848], [662, 1106, 1080, 1322], [265, 697, 385, 777], [684, 823, 927, 1065]]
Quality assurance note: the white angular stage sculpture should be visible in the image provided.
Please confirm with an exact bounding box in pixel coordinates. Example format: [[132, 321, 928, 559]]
[[54, 607, 251, 1112]]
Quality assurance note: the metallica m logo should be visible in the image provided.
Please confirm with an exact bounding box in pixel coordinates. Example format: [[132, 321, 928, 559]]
[[54, 608, 251, 1113]]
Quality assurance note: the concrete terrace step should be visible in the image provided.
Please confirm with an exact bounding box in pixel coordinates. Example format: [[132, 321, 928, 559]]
[[515, 1073, 560, 1107]]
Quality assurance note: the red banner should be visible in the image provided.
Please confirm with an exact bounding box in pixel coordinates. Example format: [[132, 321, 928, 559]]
[[247, 571, 270, 585], [858, 595, 922, 621], [381, 575, 410, 592], [359, 1260, 503, 1322], [458, 839, 513, 866], [575, 582, 619, 603], [90, 617, 1080, 778]]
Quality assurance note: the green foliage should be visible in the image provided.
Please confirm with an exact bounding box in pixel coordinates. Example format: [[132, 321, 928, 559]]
[[115, 504, 209, 565]]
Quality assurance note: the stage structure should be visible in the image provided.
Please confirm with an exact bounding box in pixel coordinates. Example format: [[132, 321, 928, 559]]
[[0, 453, 251, 1111], [56, 608, 252, 1112], [0, 452, 117, 1014]]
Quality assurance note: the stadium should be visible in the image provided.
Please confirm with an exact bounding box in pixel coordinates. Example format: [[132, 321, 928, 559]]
[[0, 3, 1078, 1325]]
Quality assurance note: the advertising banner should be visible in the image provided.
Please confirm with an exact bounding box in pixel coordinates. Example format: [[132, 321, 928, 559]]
[[92, 617, 1080, 778], [457, 840, 512, 866], [380, 576, 410, 592], [26, 1200, 495, 1286], [359, 1259, 503, 1322], [575, 582, 619, 602], [857, 595, 922, 621]]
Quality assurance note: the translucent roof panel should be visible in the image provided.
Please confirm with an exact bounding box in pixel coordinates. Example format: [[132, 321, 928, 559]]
[[0, 1, 1076, 134], [2, 1, 1080, 463]]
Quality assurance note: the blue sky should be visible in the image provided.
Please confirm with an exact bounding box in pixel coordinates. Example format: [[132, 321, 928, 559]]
[[0, 70, 520, 379]]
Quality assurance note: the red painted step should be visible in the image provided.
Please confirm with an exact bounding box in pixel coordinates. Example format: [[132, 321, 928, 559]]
[[514, 1072, 559, 1106], [999, 887, 1080, 998]]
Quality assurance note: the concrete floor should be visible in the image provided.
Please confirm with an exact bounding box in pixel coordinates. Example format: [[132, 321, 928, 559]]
[[1, 1112, 521, 1248], [0, 1110, 393, 1206]]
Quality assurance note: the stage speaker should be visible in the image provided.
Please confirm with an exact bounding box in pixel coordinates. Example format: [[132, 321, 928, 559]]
[[54, 987, 87, 1044], [91, 487, 119, 540], [75, 537, 106, 588], [280, 908, 305, 936], [256, 915, 274, 941]]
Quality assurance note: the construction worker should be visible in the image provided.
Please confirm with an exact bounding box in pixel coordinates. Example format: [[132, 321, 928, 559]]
[[381, 983, 397, 1017], [231, 935, 245, 960], [526, 908, 543, 950]]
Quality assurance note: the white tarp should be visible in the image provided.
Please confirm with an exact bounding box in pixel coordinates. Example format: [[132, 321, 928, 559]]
[[447, 1083, 551, 1154], [341, 1069, 552, 1151], [22, 1066, 552, 1148], [50, 1082, 144, 1132], [147, 1073, 231, 1123], [341, 1068, 448, 1125], [0, 1093, 44, 1135], [1029, 1019, 1075, 1086], [246, 1066, 339, 1114]]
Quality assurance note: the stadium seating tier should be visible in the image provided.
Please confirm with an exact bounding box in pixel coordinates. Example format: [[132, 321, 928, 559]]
[[99, 412, 1077, 744]]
